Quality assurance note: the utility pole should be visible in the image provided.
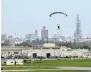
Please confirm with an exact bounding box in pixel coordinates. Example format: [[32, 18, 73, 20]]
[[74, 14, 82, 42]]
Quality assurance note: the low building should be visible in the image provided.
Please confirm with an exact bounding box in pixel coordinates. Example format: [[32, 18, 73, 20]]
[[6, 59, 15, 65], [15, 59, 23, 65], [1, 43, 91, 59], [1, 59, 24, 65], [1, 59, 6, 65], [1, 47, 22, 58]]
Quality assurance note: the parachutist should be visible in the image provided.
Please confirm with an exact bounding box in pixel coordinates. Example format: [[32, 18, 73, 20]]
[[58, 26, 60, 30]]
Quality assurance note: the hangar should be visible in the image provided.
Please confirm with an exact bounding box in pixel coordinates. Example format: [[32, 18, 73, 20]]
[[1, 43, 91, 59]]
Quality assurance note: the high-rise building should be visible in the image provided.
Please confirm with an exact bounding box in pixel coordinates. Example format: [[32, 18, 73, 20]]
[[1, 33, 7, 43], [14, 37, 23, 44], [35, 30, 38, 35], [35, 30, 38, 40], [26, 33, 36, 41], [26, 34, 32, 40], [41, 26, 48, 41], [8, 35, 13, 40], [6, 35, 15, 46]]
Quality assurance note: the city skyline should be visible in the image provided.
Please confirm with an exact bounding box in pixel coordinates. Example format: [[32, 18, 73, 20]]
[[1, 0, 91, 38]]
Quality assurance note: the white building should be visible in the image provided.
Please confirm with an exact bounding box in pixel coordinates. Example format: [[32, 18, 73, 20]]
[[14, 37, 23, 44], [1, 43, 91, 58], [5, 59, 23, 65], [6, 59, 15, 65]]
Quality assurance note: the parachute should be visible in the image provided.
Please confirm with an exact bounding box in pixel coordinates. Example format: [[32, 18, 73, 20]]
[[49, 12, 67, 17], [49, 12, 67, 30]]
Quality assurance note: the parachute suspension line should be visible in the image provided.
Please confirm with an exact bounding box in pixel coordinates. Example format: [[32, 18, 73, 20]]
[[57, 24, 61, 38], [49, 11, 67, 39]]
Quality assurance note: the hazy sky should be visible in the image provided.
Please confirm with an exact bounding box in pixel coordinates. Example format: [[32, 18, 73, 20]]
[[1, 0, 91, 38]]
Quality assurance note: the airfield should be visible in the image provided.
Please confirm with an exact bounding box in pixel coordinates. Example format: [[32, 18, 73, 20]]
[[1, 59, 91, 72], [1, 43, 91, 72]]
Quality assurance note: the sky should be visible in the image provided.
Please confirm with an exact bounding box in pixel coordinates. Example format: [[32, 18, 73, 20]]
[[1, 0, 91, 38]]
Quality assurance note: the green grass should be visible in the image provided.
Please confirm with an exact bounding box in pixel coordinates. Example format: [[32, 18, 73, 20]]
[[1, 70, 89, 72], [23, 59, 91, 67], [3, 66, 56, 70], [32, 70, 89, 72], [3, 59, 91, 67], [2, 59, 91, 70]]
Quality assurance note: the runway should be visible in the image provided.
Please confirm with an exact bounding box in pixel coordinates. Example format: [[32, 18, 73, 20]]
[[56, 67, 91, 70], [1, 67, 91, 72]]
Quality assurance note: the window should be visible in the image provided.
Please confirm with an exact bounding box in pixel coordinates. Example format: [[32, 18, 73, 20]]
[[43, 48, 50, 49], [11, 62, 13, 63], [52, 48, 60, 49], [14, 52, 18, 54], [33, 53, 37, 58], [67, 49, 72, 51], [8, 52, 10, 54], [62, 49, 64, 51], [4, 62, 6, 63]]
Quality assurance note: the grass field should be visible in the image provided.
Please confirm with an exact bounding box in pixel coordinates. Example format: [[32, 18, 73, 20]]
[[23, 59, 91, 67], [2, 59, 91, 72], [1, 70, 89, 72], [3, 59, 91, 67], [32, 70, 89, 72]]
